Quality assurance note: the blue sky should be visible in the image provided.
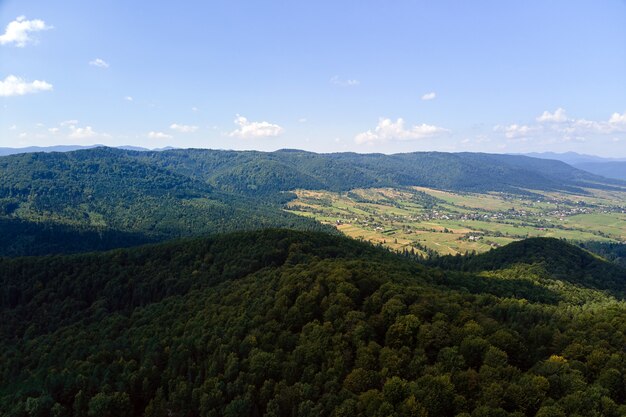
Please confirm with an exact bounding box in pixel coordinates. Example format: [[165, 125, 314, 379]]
[[1, 0, 626, 156]]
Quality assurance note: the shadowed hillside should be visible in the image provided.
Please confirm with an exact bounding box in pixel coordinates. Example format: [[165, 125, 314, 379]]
[[2, 230, 626, 416]]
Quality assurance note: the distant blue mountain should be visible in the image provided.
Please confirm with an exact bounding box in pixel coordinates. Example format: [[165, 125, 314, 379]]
[[519, 152, 626, 181], [0, 145, 176, 156], [520, 152, 626, 165], [573, 161, 626, 181]]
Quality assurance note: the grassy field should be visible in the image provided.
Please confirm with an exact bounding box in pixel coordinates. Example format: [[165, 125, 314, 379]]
[[286, 186, 626, 256]]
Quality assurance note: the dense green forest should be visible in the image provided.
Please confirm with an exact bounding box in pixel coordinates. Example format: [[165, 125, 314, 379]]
[[0, 149, 332, 256], [2, 229, 626, 416], [428, 238, 626, 295], [1, 147, 623, 256], [578, 242, 626, 268], [133, 148, 622, 196]]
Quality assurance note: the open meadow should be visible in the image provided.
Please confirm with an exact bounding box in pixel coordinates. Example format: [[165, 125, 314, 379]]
[[286, 186, 626, 256]]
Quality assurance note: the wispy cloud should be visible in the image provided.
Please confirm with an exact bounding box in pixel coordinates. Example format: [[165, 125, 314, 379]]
[[494, 124, 537, 140], [330, 75, 360, 87], [170, 123, 198, 133], [59, 120, 109, 139], [228, 115, 283, 139], [124, 96, 133, 101], [355, 117, 449, 145], [421, 92, 436, 101], [494, 109, 626, 143], [68, 126, 99, 139], [0, 75, 53, 96], [536, 107, 568, 123], [89, 58, 109, 68], [0, 16, 52, 47], [148, 131, 172, 139]]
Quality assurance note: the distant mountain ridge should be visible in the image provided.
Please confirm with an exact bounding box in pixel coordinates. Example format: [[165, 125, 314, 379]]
[[0, 145, 176, 156], [520, 152, 626, 181], [573, 161, 626, 181], [134, 147, 625, 195], [520, 151, 626, 164], [0, 147, 624, 256]]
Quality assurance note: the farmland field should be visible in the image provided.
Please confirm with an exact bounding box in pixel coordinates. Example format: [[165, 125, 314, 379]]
[[286, 186, 626, 256]]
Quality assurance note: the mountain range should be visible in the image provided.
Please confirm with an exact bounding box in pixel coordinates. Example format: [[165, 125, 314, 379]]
[[1, 147, 624, 256], [1, 147, 626, 416], [522, 152, 626, 181]]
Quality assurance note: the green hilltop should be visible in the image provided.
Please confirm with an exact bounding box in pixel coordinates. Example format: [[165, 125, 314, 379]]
[[2, 230, 626, 416]]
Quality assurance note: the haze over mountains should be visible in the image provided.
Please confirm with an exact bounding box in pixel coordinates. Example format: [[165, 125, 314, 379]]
[[522, 152, 626, 181], [0, 145, 175, 156]]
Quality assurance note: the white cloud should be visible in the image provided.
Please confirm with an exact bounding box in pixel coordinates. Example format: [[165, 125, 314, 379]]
[[330, 75, 360, 87], [421, 92, 436, 101], [501, 124, 536, 139], [298, 117, 307, 123], [191, 106, 199, 112], [48, 127, 59, 134], [355, 117, 449, 144], [170, 123, 198, 133], [68, 125, 102, 139], [148, 131, 173, 139], [0, 75, 53, 96], [0, 16, 52, 47], [124, 96, 133, 101], [60, 120, 79, 127], [609, 111, 626, 126], [494, 109, 626, 144], [228, 115, 284, 139], [9, 124, 17, 130], [537, 108, 568, 123], [89, 58, 109, 68]]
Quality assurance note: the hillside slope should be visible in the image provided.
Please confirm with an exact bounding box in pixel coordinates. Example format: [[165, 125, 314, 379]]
[[574, 161, 626, 181], [431, 237, 626, 294], [0, 149, 331, 256], [137, 148, 623, 195], [1, 147, 623, 256], [2, 230, 626, 416]]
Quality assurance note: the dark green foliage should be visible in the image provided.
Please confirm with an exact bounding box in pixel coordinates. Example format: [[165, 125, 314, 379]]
[[1, 230, 626, 416], [580, 241, 626, 268], [0, 149, 333, 256], [429, 237, 626, 295], [134, 148, 622, 196], [0, 218, 156, 256], [2, 147, 622, 257]]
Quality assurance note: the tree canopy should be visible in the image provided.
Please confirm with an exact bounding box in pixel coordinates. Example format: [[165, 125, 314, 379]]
[[2, 229, 626, 416]]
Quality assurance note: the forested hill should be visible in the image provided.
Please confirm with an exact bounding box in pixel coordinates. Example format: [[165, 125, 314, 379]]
[[430, 237, 626, 294], [2, 229, 626, 416], [0, 148, 332, 256], [1, 147, 623, 256], [134, 148, 622, 195]]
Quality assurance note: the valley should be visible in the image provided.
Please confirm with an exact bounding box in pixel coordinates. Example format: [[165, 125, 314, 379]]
[[4, 3, 626, 415], [287, 186, 626, 256]]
